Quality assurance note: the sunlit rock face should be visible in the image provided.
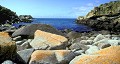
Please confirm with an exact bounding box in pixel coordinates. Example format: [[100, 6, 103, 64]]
[[30, 30, 68, 49], [0, 32, 16, 62], [77, 1, 120, 32], [70, 46, 120, 64], [29, 50, 75, 64]]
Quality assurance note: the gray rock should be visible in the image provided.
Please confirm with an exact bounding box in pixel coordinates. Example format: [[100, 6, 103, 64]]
[[67, 31, 81, 39], [2, 60, 15, 64], [12, 24, 66, 38], [104, 34, 111, 39], [30, 30, 68, 50], [88, 37, 95, 40], [69, 43, 89, 51], [112, 37, 120, 40], [94, 38, 109, 45], [55, 50, 76, 64], [30, 37, 49, 49], [80, 40, 93, 45], [94, 38, 120, 46], [13, 36, 22, 41], [21, 40, 32, 49], [81, 36, 89, 40], [93, 34, 105, 42], [4, 30, 16, 36], [107, 40, 120, 45], [17, 48, 34, 63], [16, 39, 27, 45], [98, 43, 111, 49], [73, 50, 84, 56], [16, 41, 24, 45], [71, 37, 81, 44], [17, 45, 27, 51], [85, 45, 99, 54]]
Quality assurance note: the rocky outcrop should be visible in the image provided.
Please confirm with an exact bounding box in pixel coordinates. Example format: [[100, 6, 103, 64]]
[[77, 1, 120, 33], [86, 1, 120, 18]]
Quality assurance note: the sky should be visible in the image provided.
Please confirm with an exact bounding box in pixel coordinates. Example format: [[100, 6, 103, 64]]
[[0, 0, 115, 18]]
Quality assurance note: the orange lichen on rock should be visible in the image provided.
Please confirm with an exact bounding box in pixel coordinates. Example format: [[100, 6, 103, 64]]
[[35, 30, 68, 42], [0, 32, 10, 37], [30, 50, 54, 61], [74, 46, 120, 64], [55, 50, 71, 56], [30, 30, 68, 49]]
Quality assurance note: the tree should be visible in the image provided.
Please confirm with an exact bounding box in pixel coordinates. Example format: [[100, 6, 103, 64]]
[[0, 5, 19, 24]]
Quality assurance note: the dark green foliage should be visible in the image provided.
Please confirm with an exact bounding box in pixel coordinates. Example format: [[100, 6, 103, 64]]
[[0, 5, 19, 24]]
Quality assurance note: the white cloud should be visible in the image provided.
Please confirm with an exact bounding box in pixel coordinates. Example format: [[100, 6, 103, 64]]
[[70, 2, 96, 17], [71, 6, 94, 16], [87, 3, 94, 7], [95, 0, 100, 3]]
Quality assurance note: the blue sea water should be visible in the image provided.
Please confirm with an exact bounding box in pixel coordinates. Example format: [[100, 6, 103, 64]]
[[13, 18, 92, 32]]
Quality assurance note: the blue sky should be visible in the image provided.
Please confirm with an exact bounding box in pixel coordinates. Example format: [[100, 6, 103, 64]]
[[0, 0, 114, 18]]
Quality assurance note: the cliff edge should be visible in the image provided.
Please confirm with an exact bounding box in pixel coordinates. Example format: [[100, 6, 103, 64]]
[[77, 1, 120, 33]]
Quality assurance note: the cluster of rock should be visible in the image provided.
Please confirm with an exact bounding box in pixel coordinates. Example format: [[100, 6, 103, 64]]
[[19, 15, 33, 23], [0, 24, 120, 64], [76, 1, 120, 32]]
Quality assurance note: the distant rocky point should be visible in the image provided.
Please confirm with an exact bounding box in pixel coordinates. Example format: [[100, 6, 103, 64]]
[[77, 1, 120, 33], [19, 15, 33, 23]]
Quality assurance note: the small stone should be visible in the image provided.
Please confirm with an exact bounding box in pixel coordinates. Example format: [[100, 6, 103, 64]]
[[73, 50, 84, 56], [2, 60, 15, 64], [17, 48, 34, 63], [88, 37, 95, 40], [16, 41, 23, 45], [12, 36, 22, 41], [98, 43, 111, 49], [85, 45, 99, 54], [80, 40, 93, 45], [93, 34, 105, 42], [69, 43, 89, 51], [16, 39, 27, 45], [67, 31, 81, 39]]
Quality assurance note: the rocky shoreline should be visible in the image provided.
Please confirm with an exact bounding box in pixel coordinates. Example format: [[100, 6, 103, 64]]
[[0, 1, 120, 64], [0, 23, 120, 64]]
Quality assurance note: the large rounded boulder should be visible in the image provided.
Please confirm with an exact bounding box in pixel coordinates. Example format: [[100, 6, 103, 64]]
[[12, 24, 66, 38]]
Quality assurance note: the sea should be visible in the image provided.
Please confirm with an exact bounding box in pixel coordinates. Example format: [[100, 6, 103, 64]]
[[13, 18, 92, 32]]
